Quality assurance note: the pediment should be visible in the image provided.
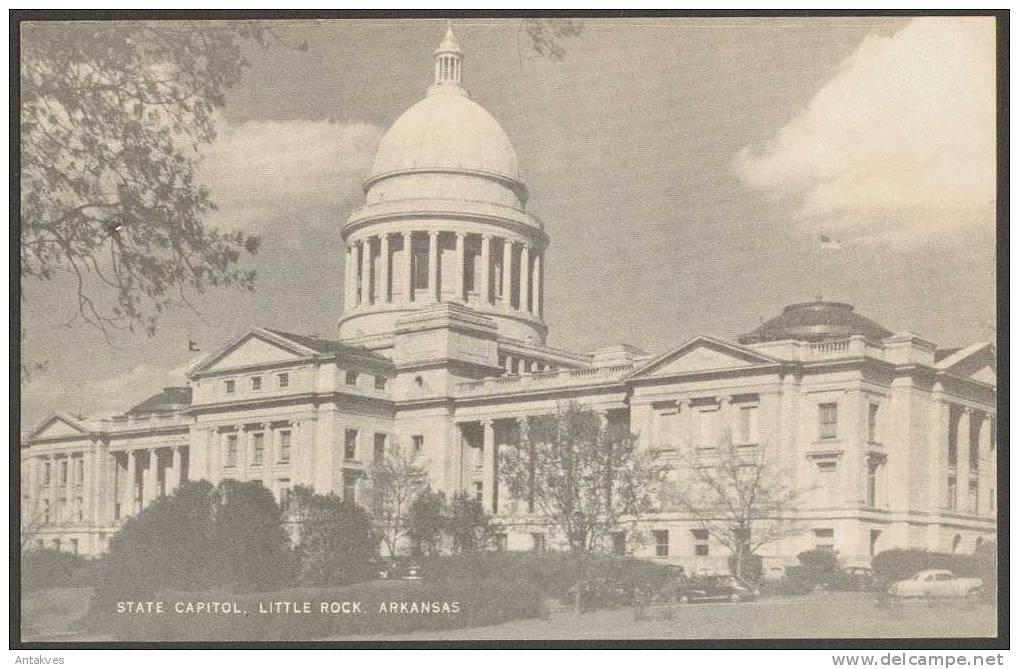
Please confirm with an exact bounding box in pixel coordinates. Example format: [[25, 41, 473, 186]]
[[630, 336, 779, 379], [938, 343, 996, 386], [193, 331, 312, 376], [28, 413, 90, 442]]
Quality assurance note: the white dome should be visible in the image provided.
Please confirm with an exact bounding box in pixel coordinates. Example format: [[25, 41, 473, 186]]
[[370, 91, 521, 182]]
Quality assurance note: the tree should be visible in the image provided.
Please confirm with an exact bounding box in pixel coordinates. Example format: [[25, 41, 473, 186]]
[[206, 479, 294, 591], [407, 488, 447, 556], [294, 491, 377, 586], [368, 440, 429, 558], [499, 402, 666, 552], [445, 492, 494, 553], [20, 22, 278, 337], [669, 437, 807, 579], [519, 18, 584, 62]]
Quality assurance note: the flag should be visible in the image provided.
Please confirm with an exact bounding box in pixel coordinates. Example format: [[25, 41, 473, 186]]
[[188, 339, 200, 352], [819, 234, 842, 251]]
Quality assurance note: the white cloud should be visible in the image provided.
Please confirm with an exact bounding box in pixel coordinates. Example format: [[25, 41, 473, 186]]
[[736, 17, 995, 244], [199, 118, 384, 236], [23, 363, 191, 426]]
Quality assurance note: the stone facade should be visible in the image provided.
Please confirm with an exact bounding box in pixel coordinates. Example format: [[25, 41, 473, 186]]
[[22, 26, 997, 571]]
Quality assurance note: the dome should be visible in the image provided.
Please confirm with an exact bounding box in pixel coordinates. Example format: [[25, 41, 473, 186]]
[[739, 301, 894, 344], [369, 92, 521, 184]]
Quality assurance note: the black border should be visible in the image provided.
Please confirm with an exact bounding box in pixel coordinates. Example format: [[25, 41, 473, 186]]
[[9, 8, 1010, 651]]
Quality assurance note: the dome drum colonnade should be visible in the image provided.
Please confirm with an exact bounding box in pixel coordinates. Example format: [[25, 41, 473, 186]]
[[338, 23, 549, 344]]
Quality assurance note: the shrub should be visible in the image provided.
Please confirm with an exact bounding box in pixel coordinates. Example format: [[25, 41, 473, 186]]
[[21, 550, 94, 592], [728, 553, 763, 583], [872, 549, 997, 594], [104, 578, 546, 641], [298, 494, 378, 586], [416, 551, 674, 605], [89, 479, 296, 627], [795, 549, 841, 587]]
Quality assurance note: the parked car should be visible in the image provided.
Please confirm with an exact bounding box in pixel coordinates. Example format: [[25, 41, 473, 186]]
[[886, 569, 983, 599], [825, 566, 879, 592], [377, 559, 428, 581], [567, 577, 633, 610], [669, 575, 760, 603]]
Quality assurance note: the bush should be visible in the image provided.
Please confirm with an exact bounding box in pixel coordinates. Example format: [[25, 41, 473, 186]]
[[728, 553, 763, 583], [298, 495, 378, 586], [21, 550, 95, 592], [89, 479, 296, 625], [795, 549, 841, 588], [872, 549, 997, 595], [104, 578, 546, 641], [416, 551, 674, 605]]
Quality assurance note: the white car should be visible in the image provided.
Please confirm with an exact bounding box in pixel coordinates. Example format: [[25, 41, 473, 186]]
[[888, 569, 983, 599]]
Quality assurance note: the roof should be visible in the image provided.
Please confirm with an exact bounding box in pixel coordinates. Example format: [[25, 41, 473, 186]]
[[739, 301, 894, 345], [262, 329, 391, 363], [125, 386, 192, 416], [935, 347, 962, 362]]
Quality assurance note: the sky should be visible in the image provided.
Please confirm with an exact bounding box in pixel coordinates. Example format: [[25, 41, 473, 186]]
[[20, 16, 998, 429]]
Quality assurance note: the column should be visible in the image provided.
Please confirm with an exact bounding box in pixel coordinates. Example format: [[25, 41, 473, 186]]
[[677, 398, 691, 449], [538, 250, 545, 317], [501, 239, 513, 307], [957, 407, 971, 513], [359, 237, 371, 304], [454, 232, 466, 302], [928, 384, 948, 512], [718, 395, 732, 446], [83, 449, 95, 525], [171, 446, 182, 494], [428, 231, 440, 302], [344, 245, 352, 310], [144, 448, 159, 505], [482, 420, 496, 513], [379, 233, 390, 304], [519, 244, 530, 312], [531, 250, 541, 315], [126, 449, 137, 514], [403, 231, 414, 303], [480, 235, 491, 304]]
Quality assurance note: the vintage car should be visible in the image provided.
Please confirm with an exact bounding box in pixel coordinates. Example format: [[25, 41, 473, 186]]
[[377, 560, 427, 581], [887, 569, 983, 599], [825, 566, 879, 592], [668, 575, 760, 603]]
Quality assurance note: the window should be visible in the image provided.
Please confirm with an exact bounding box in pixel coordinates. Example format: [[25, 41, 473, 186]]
[[412, 243, 428, 290], [278, 430, 291, 463], [42, 461, 51, 486], [59, 460, 68, 486], [474, 481, 483, 503], [531, 533, 546, 552], [692, 529, 710, 556], [969, 418, 980, 470], [814, 528, 835, 552], [277, 373, 289, 389], [868, 403, 879, 442], [412, 434, 424, 453], [344, 429, 358, 461], [277, 478, 291, 505], [866, 458, 882, 507], [494, 533, 508, 552], [35, 539, 43, 551], [653, 530, 670, 557], [53, 539, 61, 552], [70, 538, 78, 555], [251, 376, 262, 391], [225, 434, 238, 468], [869, 529, 881, 557], [695, 406, 719, 446], [374, 375, 387, 391], [345, 371, 359, 386], [373, 433, 387, 465], [75, 459, 84, 486], [947, 476, 957, 510], [75, 497, 84, 521], [818, 403, 838, 439], [968, 480, 978, 514], [225, 379, 235, 394], [611, 531, 626, 556], [737, 405, 758, 444], [42, 499, 50, 524], [252, 432, 265, 466], [948, 408, 960, 465], [342, 472, 358, 504], [57, 497, 67, 522]]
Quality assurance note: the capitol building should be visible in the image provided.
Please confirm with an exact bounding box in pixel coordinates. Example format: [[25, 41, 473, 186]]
[[22, 26, 997, 571]]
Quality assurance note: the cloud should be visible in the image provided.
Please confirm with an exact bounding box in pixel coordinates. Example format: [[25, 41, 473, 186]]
[[199, 118, 385, 236], [23, 363, 192, 427], [736, 17, 995, 244]]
